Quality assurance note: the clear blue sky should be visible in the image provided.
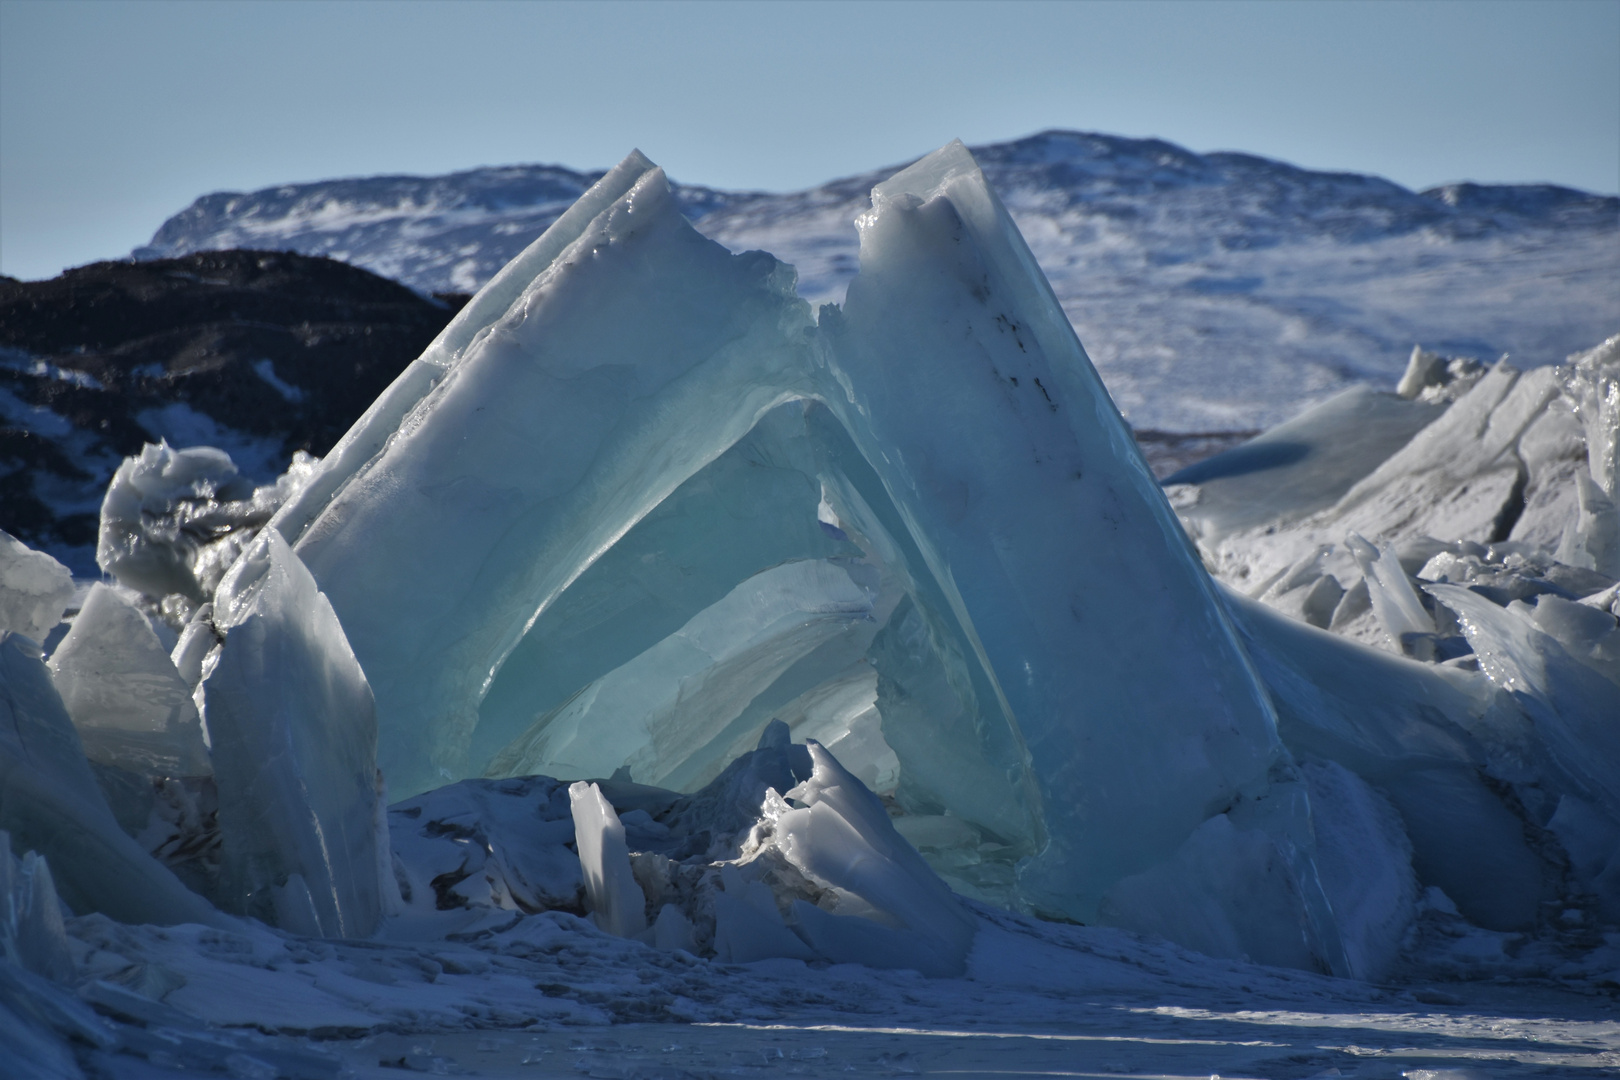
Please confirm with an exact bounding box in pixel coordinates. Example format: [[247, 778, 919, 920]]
[[2, 0, 1616, 281]]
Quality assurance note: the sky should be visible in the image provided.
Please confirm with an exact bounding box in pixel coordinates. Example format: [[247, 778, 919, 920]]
[[2, 0, 1616, 281]]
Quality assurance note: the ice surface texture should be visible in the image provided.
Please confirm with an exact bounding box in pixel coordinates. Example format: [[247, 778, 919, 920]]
[[276, 141, 1338, 966], [198, 527, 388, 937]]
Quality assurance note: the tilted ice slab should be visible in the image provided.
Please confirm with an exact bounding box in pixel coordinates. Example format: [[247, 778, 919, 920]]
[[279, 141, 1345, 966], [197, 528, 389, 937], [48, 583, 211, 778]]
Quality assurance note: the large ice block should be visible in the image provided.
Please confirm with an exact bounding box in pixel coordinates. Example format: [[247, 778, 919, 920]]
[[200, 528, 387, 937], [817, 142, 1318, 930], [47, 584, 210, 777]]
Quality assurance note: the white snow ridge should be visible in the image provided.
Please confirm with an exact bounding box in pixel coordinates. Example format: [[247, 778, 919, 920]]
[[4, 142, 1619, 1079]]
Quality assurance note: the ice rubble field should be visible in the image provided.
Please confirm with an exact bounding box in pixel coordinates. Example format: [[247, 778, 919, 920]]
[[2, 141, 1619, 1079]]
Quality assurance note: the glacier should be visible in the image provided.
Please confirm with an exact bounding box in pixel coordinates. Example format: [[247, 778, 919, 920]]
[[1, 135, 1618, 1078]]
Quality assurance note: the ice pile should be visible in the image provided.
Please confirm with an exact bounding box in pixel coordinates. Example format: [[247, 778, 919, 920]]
[[0, 137, 1615, 1023]]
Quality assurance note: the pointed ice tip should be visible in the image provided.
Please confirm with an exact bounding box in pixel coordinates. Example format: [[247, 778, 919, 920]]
[[620, 148, 657, 172], [874, 139, 985, 203]]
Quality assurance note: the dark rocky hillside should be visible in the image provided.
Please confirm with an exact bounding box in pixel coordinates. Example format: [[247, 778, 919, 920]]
[[0, 250, 464, 569]]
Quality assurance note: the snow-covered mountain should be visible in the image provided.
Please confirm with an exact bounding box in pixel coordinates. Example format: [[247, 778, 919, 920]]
[[135, 130, 1620, 432]]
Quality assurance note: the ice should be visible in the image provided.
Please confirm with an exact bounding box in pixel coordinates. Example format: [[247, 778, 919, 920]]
[[1223, 590, 1549, 931], [198, 527, 387, 937], [0, 530, 73, 644], [0, 834, 75, 983], [1298, 760, 1417, 982], [0, 632, 217, 926], [1427, 583, 1620, 818], [289, 161, 822, 798], [758, 741, 977, 976], [568, 781, 647, 938], [46, 583, 210, 777], [489, 559, 876, 787], [1166, 385, 1444, 542], [1347, 534, 1436, 659], [823, 142, 1323, 936], [97, 441, 319, 622], [215, 141, 1355, 962]]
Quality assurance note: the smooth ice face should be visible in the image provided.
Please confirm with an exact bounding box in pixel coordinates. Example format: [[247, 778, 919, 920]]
[[47, 584, 210, 777], [0, 633, 217, 927], [201, 528, 387, 937], [488, 559, 877, 788], [0, 532, 73, 644]]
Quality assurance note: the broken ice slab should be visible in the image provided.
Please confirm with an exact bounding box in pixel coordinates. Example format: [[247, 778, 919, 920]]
[[47, 583, 210, 778], [201, 527, 388, 937], [0, 530, 74, 644], [1428, 583, 1620, 819], [761, 741, 977, 976], [0, 632, 219, 927], [0, 834, 75, 983], [1166, 385, 1445, 542], [822, 140, 1323, 934], [1224, 590, 1550, 931]]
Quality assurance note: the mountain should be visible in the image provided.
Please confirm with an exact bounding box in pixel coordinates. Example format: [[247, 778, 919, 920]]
[[134, 130, 1619, 432], [0, 250, 462, 571]]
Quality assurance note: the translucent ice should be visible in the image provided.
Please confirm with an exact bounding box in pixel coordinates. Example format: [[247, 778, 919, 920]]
[[47, 583, 210, 777], [568, 781, 647, 938], [0, 531, 73, 644], [200, 527, 387, 936], [0, 835, 74, 983], [489, 559, 876, 787]]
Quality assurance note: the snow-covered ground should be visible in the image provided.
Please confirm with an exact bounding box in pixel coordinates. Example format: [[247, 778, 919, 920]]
[[34, 898, 1620, 1079]]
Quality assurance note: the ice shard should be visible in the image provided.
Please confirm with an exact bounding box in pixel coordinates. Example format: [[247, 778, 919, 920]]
[[47, 583, 210, 778], [763, 741, 977, 976], [0, 531, 73, 644], [200, 528, 386, 937], [568, 781, 647, 938]]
